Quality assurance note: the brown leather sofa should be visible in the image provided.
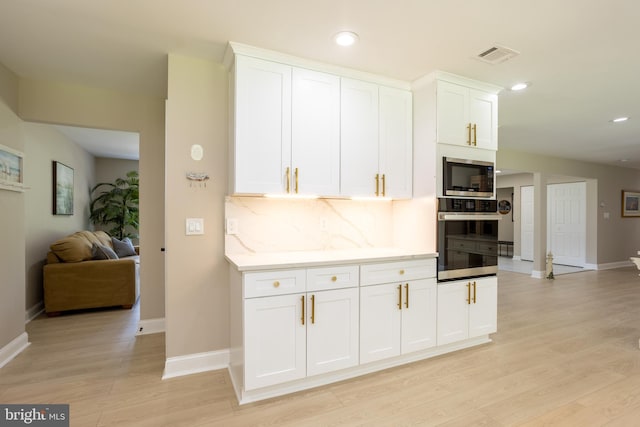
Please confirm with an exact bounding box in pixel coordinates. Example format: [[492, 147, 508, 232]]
[[43, 230, 140, 315]]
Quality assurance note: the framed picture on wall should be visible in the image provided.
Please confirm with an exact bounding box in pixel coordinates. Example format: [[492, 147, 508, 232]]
[[53, 161, 74, 215], [622, 190, 640, 217], [0, 143, 25, 192]]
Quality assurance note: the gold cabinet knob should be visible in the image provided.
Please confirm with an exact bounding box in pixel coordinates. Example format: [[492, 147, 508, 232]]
[[331, 276, 337, 282], [399, 269, 405, 275], [273, 281, 280, 288]]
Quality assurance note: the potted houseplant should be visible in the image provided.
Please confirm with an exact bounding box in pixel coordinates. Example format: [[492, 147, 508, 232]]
[[89, 170, 139, 240]]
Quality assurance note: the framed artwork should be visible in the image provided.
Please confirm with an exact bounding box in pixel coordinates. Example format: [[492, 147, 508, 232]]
[[0, 143, 25, 192], [53, 161, 74, 215], [621, 190, 640, 217]]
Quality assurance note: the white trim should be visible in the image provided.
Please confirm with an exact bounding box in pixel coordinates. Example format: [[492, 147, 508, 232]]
[[25, 302, 44, 323], [531, 270, 545, 279], [512, 256, 522, 261], [412, 70, 503, 93], [232, 336, 491, 405], [162, 349, 230, 380], [136, 318, 165, 336], [583, 263, 598, 271], [596, 260, 634, 271], [225, 42, 411, 90], [0, 332, 30, 369]]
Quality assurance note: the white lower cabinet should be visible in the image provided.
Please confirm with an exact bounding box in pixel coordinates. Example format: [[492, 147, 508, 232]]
[[436, 276, 497, 346], [243, 266, 359, 391], [360, 279, 437, 363]]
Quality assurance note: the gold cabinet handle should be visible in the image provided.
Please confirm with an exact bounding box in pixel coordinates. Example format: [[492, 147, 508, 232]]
[[404, 283, 409, 309], [473, 281, 477, 303], [285, 167, 290, 193], [273, 281, 280, 288], [294, 167, 299, 194], [381, 174, 386, 197], [375, 173, 380, 196], [397, 284, 402, 310], [473, 123, 477, 146], [331, 276, 337, 282], [467, 123, 472, 145], [399, 269, 405, 275], [466, 282, 471, 304], [311, 294, 315, 324], [301, 295, 305, 325]]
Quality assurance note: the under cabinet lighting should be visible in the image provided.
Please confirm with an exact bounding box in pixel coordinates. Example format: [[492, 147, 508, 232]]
[[612, 116, 629, 123], [350, 196, 392, 201], [264, 193, 319, 199]]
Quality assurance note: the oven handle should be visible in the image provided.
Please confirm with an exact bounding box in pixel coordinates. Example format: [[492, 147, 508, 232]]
[[438, 213, 503, 221]]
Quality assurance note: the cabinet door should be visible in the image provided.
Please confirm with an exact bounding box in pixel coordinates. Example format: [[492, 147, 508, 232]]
[[234, 56, 292, 194], [468, 276, 498, 338], [340, 78, 379, 197], [306, 288, 359, 376], [436, 281, 470, 346], [360, 283, 402, 363], [401, 279, 437, 354], [379, 87, 413, 198], [291, 68, 341, 196], [469, 89, 498, 150], [244, 293, 305, 390], [436, 81, 469, 147]]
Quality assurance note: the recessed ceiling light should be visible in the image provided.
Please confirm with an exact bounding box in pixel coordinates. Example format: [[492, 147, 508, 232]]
[[510, 82, 528, 91], [612, 116, 629, 123], [334, 31, 359, 47]]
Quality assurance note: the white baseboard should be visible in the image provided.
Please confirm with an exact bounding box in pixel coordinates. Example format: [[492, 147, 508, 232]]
[[0, 332, 30, 369], [136, 318, 165, 336], [531, 270, 545, 279], [512, 256, 522, 261], [25, 302, 44, 324], [596, 260, 634, 270], [162, 349, 230, 380]]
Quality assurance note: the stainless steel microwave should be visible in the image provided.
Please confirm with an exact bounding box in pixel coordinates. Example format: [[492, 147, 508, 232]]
[[443, 157, 495, 198]]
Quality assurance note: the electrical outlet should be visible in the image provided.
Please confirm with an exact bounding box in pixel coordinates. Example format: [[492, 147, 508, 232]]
[[226, 218, 239, 235]]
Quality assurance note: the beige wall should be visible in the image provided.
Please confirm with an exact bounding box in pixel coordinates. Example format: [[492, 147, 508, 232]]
[[95, 157, 138, 185], [0, 64, 26, 353], [165, 54, 228, 357], [23, 123, 96, 312], [498, 148, 640, 265], [18, 78, 166, 320]]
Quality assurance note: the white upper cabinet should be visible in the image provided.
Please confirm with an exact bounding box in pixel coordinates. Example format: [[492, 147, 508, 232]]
[[436, 80, 498, 150], [233, 56, 292, 195], [340, 79, 412, 198], [379, 87, 413, 198], [292, 68, 341, 196], [340, 78, 379, 197]]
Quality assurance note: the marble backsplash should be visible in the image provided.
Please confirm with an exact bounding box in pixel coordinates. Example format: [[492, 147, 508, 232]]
[[224, 196, 435, 255]]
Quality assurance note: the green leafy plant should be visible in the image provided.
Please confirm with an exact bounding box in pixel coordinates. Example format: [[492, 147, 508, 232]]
[[89, 170, 139, 240]]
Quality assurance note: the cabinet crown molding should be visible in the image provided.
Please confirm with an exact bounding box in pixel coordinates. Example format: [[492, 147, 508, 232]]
[[412, 70, 503, 94], [224, 41, 411, 91]]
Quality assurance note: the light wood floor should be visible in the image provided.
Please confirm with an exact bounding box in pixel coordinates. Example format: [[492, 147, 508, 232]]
[[2, 267, 640, 426]]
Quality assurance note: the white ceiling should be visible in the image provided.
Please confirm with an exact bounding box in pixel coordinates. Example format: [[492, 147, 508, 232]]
[[53, 125, 139, 160], [2, 0, 639, 168]]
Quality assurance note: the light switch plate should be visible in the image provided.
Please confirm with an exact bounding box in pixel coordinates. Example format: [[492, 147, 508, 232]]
[[186, 218, 204, 235], [226, 218, 238, 235]]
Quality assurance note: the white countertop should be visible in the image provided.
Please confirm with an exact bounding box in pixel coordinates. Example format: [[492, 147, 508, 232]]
[[225, 248, 438, 271]]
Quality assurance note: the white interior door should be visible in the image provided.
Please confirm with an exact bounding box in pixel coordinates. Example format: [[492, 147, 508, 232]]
[[547, 182, 586, 267], [520, 186, 534, 261]]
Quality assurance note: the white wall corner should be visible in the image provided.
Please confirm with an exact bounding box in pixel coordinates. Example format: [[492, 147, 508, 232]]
[[162, 349, 230, 380], [0, 332, 30, 369], [136, 318, 166, 336], [25, 302, 44, 324]]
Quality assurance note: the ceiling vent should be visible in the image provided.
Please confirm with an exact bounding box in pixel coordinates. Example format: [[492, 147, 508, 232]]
[[475, 45, 519, 64]]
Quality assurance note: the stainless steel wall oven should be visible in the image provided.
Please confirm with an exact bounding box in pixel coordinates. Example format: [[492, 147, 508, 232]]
[[437, 198, 500, 281]]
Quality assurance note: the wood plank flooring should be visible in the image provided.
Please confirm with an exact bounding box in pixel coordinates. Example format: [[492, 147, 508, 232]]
[[2, 267, 640, 426]]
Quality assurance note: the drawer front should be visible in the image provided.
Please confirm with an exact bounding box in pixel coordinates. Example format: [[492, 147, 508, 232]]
[[306, 265, 359, 291], [476, 241, 497, 255], [360, 259, 436, 286], [449, 239, 476, 252], [244, 269, 306, 298]]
